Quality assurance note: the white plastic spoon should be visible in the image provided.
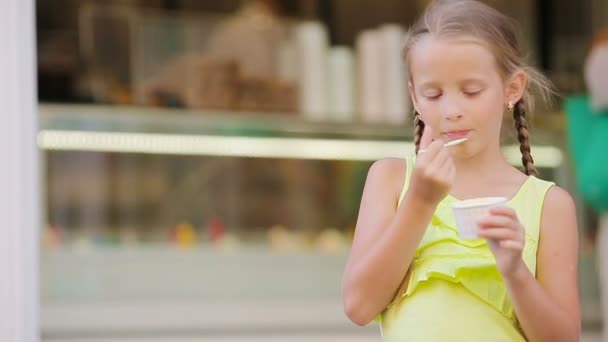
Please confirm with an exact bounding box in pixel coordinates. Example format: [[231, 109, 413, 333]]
[[419, 137, 468, 153]]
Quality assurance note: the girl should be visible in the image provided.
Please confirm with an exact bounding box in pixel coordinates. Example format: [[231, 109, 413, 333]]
[[342, 1, 580, 341]]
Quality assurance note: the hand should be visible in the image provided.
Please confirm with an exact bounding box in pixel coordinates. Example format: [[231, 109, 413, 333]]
[[410, 126, 456, 206], [477, 206, 528, 278]]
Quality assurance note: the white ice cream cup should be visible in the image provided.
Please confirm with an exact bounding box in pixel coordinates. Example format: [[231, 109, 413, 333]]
[[451, 197, 508, 240]]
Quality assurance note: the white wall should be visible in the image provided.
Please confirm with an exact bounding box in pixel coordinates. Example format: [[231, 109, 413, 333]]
[[0, 0, 40, 341]]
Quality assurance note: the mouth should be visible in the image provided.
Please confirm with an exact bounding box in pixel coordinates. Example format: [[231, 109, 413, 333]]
[[443, 130, 471, 140]]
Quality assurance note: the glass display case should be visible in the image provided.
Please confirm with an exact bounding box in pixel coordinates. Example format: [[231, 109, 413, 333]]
[[38, 103, 577, 339]]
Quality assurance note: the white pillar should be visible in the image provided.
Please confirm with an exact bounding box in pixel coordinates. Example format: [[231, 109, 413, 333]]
[[597, 215, 608, 342], [0, 0, 39, 341]]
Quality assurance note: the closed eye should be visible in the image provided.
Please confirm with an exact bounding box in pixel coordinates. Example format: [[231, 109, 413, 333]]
[[463, 90, 482, 98]]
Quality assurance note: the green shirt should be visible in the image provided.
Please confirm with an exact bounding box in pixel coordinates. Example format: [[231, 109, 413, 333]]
[[565, 95, 608, 212]]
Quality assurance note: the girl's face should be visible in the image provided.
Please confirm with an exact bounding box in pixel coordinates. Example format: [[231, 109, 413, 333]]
[[409, 37, 525, 157]]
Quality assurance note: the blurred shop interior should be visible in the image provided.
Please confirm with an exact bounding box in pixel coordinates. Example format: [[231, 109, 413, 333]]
[[36, 0, 608, 340]]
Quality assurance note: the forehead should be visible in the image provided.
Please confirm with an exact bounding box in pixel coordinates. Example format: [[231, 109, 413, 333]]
[[409, 36, 502, 85]]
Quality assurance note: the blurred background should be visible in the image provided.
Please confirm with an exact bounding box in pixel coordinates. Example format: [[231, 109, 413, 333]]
[[35, 0, 607, 341]]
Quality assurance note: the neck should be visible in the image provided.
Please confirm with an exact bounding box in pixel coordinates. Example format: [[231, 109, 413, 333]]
[[452, 143, 513, 183]]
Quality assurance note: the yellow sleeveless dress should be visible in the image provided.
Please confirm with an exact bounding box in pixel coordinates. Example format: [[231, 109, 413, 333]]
[[375, 156, 555, 341]]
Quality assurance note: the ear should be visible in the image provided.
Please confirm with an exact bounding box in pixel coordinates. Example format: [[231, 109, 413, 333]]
[[504, 69, 527, 106], [408, 81, 421, 117]]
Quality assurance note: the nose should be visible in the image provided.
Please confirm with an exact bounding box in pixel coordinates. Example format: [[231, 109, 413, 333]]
[[440, 96, 463, 121]]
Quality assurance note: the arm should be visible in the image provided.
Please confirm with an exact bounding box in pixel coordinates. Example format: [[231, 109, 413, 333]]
[[479, 186, 580, 341], [342, 139, 455, 326], [507, 186, 580, 341], [341, 158, 435, 326]]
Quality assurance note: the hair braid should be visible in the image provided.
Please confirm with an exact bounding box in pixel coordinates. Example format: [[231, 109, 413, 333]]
[[414, 111, 425, 155], [513, 100, 538, 176]]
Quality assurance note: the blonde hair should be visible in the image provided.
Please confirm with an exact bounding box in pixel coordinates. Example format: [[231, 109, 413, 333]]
[[404, 0, 555, 176]]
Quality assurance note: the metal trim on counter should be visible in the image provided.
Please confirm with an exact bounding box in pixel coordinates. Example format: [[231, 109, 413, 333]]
[[38, 129, 411, 162], [38, 129, 563, 166], [38, 104, 564, 166]]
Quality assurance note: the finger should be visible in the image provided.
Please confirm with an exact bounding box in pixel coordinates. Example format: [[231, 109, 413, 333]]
[[489, 206, 518, 220], [417, 139, 445, 165], [426, 146, 451, 172], [439, 148, 454, 169], [426, 160, 454, 190], [499, 240, 525, 250], [421, 138, 444, 156], [420, 121, 434, 150], [434, 152, 455, 179], [477, 227, 519, 241], [477, 215, 516, 230], [421, 151, 453, 188]]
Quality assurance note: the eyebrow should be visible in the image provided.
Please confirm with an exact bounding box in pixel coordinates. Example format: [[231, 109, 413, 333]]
[[417, 78, 487, 89], [417, 81, 440, 90], [459, 78, 487, 85]]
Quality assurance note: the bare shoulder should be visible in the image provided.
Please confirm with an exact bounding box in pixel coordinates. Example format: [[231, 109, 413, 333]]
[[348, 158, 408, 248], [538, 185, 578, 247], [368, 158, 406, 188], [541, 185, 577, 221], [368, 158, 406, 178]]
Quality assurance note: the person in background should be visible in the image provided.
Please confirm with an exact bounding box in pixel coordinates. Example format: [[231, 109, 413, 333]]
[[565, 27, 608, 342], [206, 0, 287, 78]]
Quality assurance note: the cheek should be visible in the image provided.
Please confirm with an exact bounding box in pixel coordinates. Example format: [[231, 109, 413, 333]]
[[472, 91, 506, 125], [415, 100, 441, 125], [409, 99, 438, 138]]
